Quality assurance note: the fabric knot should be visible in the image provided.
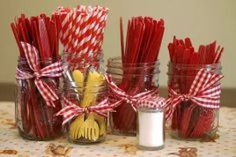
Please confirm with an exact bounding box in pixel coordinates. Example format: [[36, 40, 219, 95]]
[[125, 96, 137, 104], [182, 94, 192, 101], [105, 74, 161, 112], [83, 107, 90, 114], [34, 71, 42, 78], [56, 97, 118, 125]]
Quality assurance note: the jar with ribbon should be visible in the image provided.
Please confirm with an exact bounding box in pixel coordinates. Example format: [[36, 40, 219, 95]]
[[166, 37, 224, 139], [106, 57, 160, 135], [57, 53, 115, 144], [166, 64, 223, 139], [15, 42, 63, 140]]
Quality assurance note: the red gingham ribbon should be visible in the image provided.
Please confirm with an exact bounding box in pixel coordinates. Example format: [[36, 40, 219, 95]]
[[56, 97, 119, 125], [165, 69, 223, 119], [16, 42, 63, 107], [105, 75, 165, 111]]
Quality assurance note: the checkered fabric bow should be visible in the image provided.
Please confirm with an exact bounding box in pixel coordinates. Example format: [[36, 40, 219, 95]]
[[165, 69, 223, 119], [16, 42, 63, 107], [105, 75, 165, 111], [56, 97, 119, 125]]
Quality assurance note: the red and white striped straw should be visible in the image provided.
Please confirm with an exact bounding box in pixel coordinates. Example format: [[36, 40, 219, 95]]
[[53, 5, 109, 65]]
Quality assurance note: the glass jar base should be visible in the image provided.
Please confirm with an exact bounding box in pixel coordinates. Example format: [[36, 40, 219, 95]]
[[171, 129, 218, 141], [138, 144, 164, 151], [68, 136, 105, 144], [18, 129, 61, 141]]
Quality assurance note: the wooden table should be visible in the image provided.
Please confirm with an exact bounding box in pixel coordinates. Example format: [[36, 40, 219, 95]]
[[0, 102, 235, 157]]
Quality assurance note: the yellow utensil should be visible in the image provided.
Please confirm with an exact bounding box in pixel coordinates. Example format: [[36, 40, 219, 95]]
[[69, 114, 84, 140], [81, 70, 105, 107], [83, 113, 100, 141], [94, 114, 106, 136], [72, 70, 84, 88], [78, 120, 85, 138], [81, 70, 105, 140]]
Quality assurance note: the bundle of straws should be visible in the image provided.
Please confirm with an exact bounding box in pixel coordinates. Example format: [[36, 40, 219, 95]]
[[168, 37, 224, 138], [11, 14, 62, 139], [111, 17, 165, 133], [52, 5, 109, 65]]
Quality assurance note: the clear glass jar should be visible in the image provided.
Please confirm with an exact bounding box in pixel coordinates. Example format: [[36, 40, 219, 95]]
[[107, 57, 160, 136], [15, 58, 62, 140], [62, 52, 107, 144], [137, 107, 164, 150], [167, 62, 222, 139], [62, 76, 107, 144]]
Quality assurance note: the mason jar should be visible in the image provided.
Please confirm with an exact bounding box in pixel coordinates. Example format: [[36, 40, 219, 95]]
[[167, 62, 222, 139], [15, 58, 62, 140], [61, 52, 108, 144], [107, 57, 160, 136], [62, 74, 107, 144]]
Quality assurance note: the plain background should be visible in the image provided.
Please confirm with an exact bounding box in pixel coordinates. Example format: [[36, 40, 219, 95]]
[[0, 0, 236, 88]]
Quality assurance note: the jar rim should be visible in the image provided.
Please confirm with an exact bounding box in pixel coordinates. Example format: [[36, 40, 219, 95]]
[[167, 62, 222, 68], [107, 64, 159, 70], [167, 61, 222, 76], [63, 88, 107, 91], [107, 57, 160, 67], [63, 81, 107, 88], [18, 56, 61, 62], [106, 70, 160, 76]]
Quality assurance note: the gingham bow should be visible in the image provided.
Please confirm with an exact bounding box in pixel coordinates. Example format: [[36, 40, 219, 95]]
[[105, 75, 164, 111], [56, 97, 118, 125], [16, 42, 63, 107], [165, 69, 223, 119]]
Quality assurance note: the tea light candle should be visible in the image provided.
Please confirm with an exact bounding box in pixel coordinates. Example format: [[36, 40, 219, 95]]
[[137, 108, 164, 150]]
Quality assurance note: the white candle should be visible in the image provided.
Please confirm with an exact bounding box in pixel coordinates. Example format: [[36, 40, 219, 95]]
[[138, 108, 164, 150]]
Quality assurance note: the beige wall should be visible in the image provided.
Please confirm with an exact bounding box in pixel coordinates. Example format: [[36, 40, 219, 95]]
[[0, 0, 236, 88]]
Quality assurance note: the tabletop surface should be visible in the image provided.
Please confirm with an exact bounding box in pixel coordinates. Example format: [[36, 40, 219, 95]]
[[0, 102, 236, 157]]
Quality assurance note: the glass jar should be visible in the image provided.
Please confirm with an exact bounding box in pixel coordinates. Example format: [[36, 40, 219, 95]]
[[107, 57, 160, 136], [62, 75, 107, 144], [137, 107, 164, 150], [15, 58, 62, 140], [62, 52, 108, 144], [167, 62, 222, 139], [62, 82, 107, 144]]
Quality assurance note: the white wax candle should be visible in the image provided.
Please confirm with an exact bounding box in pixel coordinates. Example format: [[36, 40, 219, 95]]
[[138, 109, 164, 149]]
